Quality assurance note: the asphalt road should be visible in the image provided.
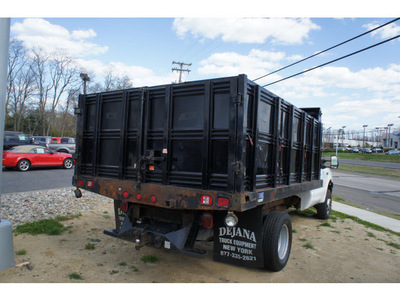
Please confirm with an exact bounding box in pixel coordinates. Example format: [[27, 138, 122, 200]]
[[2, 167, 399, 217], [1, 167, 74, 194], [332, 170, 400, 216]]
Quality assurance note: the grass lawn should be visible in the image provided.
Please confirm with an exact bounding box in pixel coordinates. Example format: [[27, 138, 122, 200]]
[[324, 151, 400, 163], [336, 163, 400, 178], [323, 151, 400, 178]]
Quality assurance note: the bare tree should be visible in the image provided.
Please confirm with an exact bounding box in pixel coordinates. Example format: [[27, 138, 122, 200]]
[[31, 48, 52, 135], [115, 75, 133, 90], [45, 51, 80, 136], [6, 39, 38, 131], [103, 66, 115, 92], [9, 64, 36, 131], [7, 39, 25, 115], [60, 87, 79, 137], [103, 66, 133, 91], [31, 49, 80, 135]]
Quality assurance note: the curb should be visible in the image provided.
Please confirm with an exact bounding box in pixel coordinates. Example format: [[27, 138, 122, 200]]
[[332, 201, 400, 233]]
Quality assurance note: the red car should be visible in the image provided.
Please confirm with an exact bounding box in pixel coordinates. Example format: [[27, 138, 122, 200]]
[[2, 145, 74, 171]]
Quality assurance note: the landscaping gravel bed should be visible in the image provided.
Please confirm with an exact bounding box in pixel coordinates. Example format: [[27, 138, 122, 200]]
[[0, 188, 112, 228]]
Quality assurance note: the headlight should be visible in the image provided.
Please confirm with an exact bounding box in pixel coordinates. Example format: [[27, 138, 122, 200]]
[[224, 212, 238, 227]]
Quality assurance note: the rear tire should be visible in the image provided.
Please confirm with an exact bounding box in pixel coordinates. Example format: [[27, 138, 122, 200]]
[[262, 211, 292, 272], [17, 159, 30, 172], [63, 158, 74, 169], [316, 189, 332, 219]]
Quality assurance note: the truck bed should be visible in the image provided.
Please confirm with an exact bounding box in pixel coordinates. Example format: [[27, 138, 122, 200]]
[[73, 74, 322, 210]]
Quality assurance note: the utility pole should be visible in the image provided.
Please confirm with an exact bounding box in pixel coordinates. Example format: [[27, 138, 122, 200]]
[[80, 73, 90, 95], [362, 124, 368, 149], [0, 18, 15, 272], [388, 123, 393, 148], [172, 61, 191, 83]]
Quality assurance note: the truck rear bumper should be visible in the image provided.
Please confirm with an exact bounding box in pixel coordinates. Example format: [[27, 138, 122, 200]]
[[73, 175, 322, 212]]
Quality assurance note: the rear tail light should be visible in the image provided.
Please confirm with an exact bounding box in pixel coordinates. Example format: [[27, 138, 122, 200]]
[[136, 194, 142, 200], [150, 195, 156, 202], [202, 213, 213, 229], [86, 180, 93, 187], [200, 195, 212, 206], [123, 192, 129, 198], [217, 197, 230, 208], [77, 179, 85, 187], [120, 202, 128, 212]]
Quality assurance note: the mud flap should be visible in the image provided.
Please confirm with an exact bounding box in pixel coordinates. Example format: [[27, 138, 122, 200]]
[[213, 206, 264, 268]]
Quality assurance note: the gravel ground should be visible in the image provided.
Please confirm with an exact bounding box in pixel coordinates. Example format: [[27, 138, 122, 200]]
[[0, 188, 112, 228], [1, 188, 399, 284]]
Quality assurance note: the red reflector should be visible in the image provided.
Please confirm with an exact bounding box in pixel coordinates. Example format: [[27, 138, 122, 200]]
[[86, 180, 93, 187], [120, 202, 128, 212], [123, 192, 129, 198], [200, 195, 212, 206], [136, 194, 142, 200], [217, 197, 230, 207], [202, 213, 213, 229], [77, 179, 85, 187], [150, 195, 156, 202]]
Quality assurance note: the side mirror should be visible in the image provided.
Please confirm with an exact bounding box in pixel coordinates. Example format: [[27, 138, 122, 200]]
[[330, 155, 339, 169], [321, 155, 339, 169]]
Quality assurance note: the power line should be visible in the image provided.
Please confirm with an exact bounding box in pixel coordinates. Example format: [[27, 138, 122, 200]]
[[261, 33, 400, 88], [253, 18, 400, 82], [172, 61, 191, 83]]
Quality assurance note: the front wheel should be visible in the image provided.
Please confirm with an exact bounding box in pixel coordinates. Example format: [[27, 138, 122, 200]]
[[17, 159, 30, 172], [315, 189, 332, 219], [63, 158, 74, 169], [262, 211, 292, 272]]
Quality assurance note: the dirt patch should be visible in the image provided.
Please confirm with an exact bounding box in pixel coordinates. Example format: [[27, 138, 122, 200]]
[[1, 201, 399, 283]]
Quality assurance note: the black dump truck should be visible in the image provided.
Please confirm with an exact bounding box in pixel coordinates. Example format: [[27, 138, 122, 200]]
[[72, 74, 338, 271]]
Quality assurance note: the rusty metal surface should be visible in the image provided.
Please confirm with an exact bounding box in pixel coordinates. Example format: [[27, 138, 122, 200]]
[[73, 175, 245, 211], [73, 176, 322, 212]]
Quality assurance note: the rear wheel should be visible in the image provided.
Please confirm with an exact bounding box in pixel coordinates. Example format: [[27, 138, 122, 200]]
[[316, 189, 332, 219], [63, 158, 74, 169], [262, 211, 292, 271], [17, 159, 30, 172]]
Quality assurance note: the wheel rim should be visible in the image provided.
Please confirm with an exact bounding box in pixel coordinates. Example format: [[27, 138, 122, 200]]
[[65, 159, 73, 168], [278, 223, 289, 260], [19, 161, 29, 171]]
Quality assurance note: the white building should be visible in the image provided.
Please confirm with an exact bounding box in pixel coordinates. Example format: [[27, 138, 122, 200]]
[[390, 131, 400, 149]]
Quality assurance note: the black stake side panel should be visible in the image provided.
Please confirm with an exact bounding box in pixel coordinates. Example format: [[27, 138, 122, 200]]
[[74, 74, 322, 197]]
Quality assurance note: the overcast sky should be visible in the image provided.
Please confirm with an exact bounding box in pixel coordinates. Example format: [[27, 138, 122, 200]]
[[4, 1, 400, 133]]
